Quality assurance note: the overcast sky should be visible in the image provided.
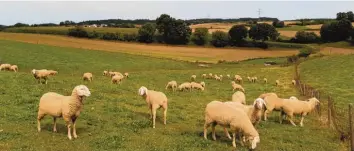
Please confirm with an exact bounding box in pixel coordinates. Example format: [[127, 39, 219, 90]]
[[0, 1, 354, 25]]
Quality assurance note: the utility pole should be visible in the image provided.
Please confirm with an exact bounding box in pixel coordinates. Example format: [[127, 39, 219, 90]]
[[257, 8, 262, 21]]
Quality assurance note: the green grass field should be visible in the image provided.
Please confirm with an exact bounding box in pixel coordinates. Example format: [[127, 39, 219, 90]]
[[3, 26, 139, 35], [0, 40, 345, 151]]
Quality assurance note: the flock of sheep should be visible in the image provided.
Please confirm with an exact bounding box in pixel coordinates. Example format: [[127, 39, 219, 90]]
[[0, 63, 320, 150]]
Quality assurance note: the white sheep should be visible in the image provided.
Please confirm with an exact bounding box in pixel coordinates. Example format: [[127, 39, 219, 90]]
[[262, 94, 287, 121], [263, 78, 268, 84], [225, 98, 265, 126], [214, 75, 222, 81], [231, 81, 245, 92], [251, 77, 257, 83], [258, 92, 278, 100], [165, 80, 178, 91], [208, 73, 213, 79], [32, 69, 50, 84], [201, 74, 207, 79], [83, 72, 93, 82], [191, 75, 197, 81], [204, 101, 260, 149], [292, 80, 296, 86], [111, 75, 124, 84], [231, 91, 246, 104], [191, 82, 204, 91], [234, 75, 243, 84], [178, 82, 192, 91], [103, 70, 108, 76], [275, 80, 280, 86], [200, 81, 206, 88], [0, 63, 11, 71], [280, 97, 320, 127], [138, 86, 168, 128], [37, 85, 91, 140], [47, 70, 58, 76], [226, 74, 231, 79], [9, 65, 18, 72], [247, 76, 252, 82], [124, 72, 129, 78]]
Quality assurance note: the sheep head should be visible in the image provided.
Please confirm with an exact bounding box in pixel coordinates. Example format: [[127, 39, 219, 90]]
[[289, 96, 298, 100], [138, 86, 148, 96], [200, 82, 205, 87], [31, 69, 36, 75], [73, 85, 91, 97], [246, 135, 260, 150], [308, 97, 320, 105], [253, 98, 265, 109]]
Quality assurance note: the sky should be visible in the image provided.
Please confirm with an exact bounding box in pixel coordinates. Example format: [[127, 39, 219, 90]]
[[0, 1, 354, 25]]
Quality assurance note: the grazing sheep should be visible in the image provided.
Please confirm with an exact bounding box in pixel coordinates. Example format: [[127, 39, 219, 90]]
[[262, 94, 287, 121], [178, 82, 192, 91], [165, 80, 178, 91], [231, 91, 246, 104], [0, 64, 11, 71], [103, 70, 108, 76], [280, 97, 320, 127], [247, 76, 252, 82], [47, 70, 58, 76], [219, 75, 223, 79], [226, 74, 231, 79], [138, 86, 168, 128], [200, 81, 206, 88], [111, 75, 124, 84], [202, 74, 207, 79], [234, 75, 243, 84], [204, 101, 260, 149], [231, 81, 245, 92], [32, 69, 50, 84], [258, 92, 278, 100], [225, 98, 266, 125], [263, 78, 268, 84], [251, 77, 257, 83], [191, 82, 204, 91], [9, 65, 18, 72], [83, 72, 93, 82], [124, 72, 129, 78], [275, 80, 280, 86], [214, 75, 222, 81], [208, 73, 213, 79], [37, 85, 91, 140], [191, 75, 197, 81], [292, 80, 296, 86]]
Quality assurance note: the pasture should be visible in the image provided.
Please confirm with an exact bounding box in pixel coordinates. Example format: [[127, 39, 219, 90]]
[[0, 32, 298, 63], [0, 39, 345, 150]]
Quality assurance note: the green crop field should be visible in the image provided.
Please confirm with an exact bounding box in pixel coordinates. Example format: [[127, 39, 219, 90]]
[[0, 40, 345, 151]]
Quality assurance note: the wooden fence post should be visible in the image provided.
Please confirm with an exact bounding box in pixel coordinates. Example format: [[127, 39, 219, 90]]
[[349, 104, 354, 151], [328, 96, 332, 128]]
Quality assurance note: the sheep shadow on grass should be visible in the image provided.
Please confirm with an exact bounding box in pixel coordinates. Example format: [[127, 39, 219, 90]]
[[40, 122, 86, 135]]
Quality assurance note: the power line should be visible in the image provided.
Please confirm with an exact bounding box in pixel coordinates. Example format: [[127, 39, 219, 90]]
[[257, 8, 262, 18]]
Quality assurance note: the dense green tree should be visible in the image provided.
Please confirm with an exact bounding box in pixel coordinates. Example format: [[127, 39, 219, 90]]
[[210, 31, 229, 47], [191, 27, 209, 45], [228, 25, 248, 45], [138, 23, 156, 43], [249, 23, 279, 42]]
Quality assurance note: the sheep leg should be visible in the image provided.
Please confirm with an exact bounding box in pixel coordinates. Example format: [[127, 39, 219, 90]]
[[53, 117, 57, 132], [163, 104, 167, 125], [232, 132, 237, 148], [152, 105, 158, 128], [203, 122, 211, 140], [288, 114, 297, 126], [300, 115, 305, 127], [37, 113, 45, 132], [64, 118, 72, 140], [238, 131, 244, 147], [264, 110, 270, 121], [223, 127, 232, 140], [72, 117, 78, 138], [211, 123, 216, 141]]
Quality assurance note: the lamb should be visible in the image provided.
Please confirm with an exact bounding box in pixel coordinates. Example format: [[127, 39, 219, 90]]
[[103, 70, 108, 76], [9, 65, 18, 72], [263, 78, 268, 84], [111, 75, 124, 84], [138, 86, 168, 128], [124, 72, 129, 78], [208, 73, 213, 79], [226, 74, 231, 79], [47, 70, 58, 76], [191, 75, 197, 81], [231, 91, 246, 104], [32, 69, 51, 84], [251, 77, 258, 83], [234, 75, 243, 84], [0, 63, 11, 71], [275, 80, 280, 86], [191, 82, 204, 91], [82, 72, 93, 82], [165, 80, 178, 91], [202, 74, 207, 79], [231, 81, 245, 92], [280, 97, 320, 127], [37, 85, 91, 140], [204, 101, 260, 149], [292, 80, 296, 86], [178, 82, 192, 91]]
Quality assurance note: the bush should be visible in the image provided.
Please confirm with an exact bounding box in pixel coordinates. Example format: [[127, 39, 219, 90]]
[[102, 32, 119, 41], [272, 21, 285, 28], [138, 23, 156, 43], [287, 55, 299, 63], [123, 33, 137, 42], [320, 19, 353, 42], [68, 26, 88, 38], [249, 23, 279, 42], [228, 25, 248, 45], [298, 47, 314, 58], [210, 31, 229, 47], [191, 27, 209, 45], [292, 31, 319, 43], [88, 31, 100, 39]]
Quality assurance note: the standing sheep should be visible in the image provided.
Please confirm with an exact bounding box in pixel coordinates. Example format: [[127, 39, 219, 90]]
[[262, 94, 288, 121], [226, 74, 231, 79], [247, 76, 252, 82], [178, 82, 192, 91], [225, 98, 266, 126], [111, 75, 124, 84], [201, 74, 207, 79], [0, 63, 11, 71], [263, 78, 268, 84], [32, 69, 50, 84], [165, 80, 178, 91], [258, 92, 278, 100], [83, 72, 93, 82], [231, 91, 246, 104], [191, 82, 204, 91], [103, 70, 108, 76], [251, 77, 257, 83], [280, 97, 320, 127], [191, 75, 197, 81], [124, 72, 129, 78], [9, 65, 18, 72], [234, 75, 243, 84], [231, 81, 245, 92], [208, 73, 213, 79], [138, 86, 168, 128], [37, 85, 91, 140], [204, 101, 260, 149], [47, 70, 58, 76], [275, 80, 280, 86], [200, 81, 206, 88]]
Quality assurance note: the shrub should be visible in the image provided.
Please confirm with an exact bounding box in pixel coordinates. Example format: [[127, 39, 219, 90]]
[[138, 23, 156, 43], [249, 23, 279, 42], [298, 47, 314, 58], [287, 55, 299, 63], [228, 25, 248, 45], [272, 21, 285, 28], [293, 31, 319, 43], [102, 32, 118, 41], [68, 26, 88, 38], [191, 28, 209, 45], [320, 19, 353, 42], [88, 31, 100, 39], [123, 33, 138, 42], [210, 31, 229, 47]]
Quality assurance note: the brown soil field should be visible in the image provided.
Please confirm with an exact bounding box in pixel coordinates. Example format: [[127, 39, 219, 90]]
[[0, 32, 298, 63], [306, 24, 322, 30], [279, 30, 320, 38]]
